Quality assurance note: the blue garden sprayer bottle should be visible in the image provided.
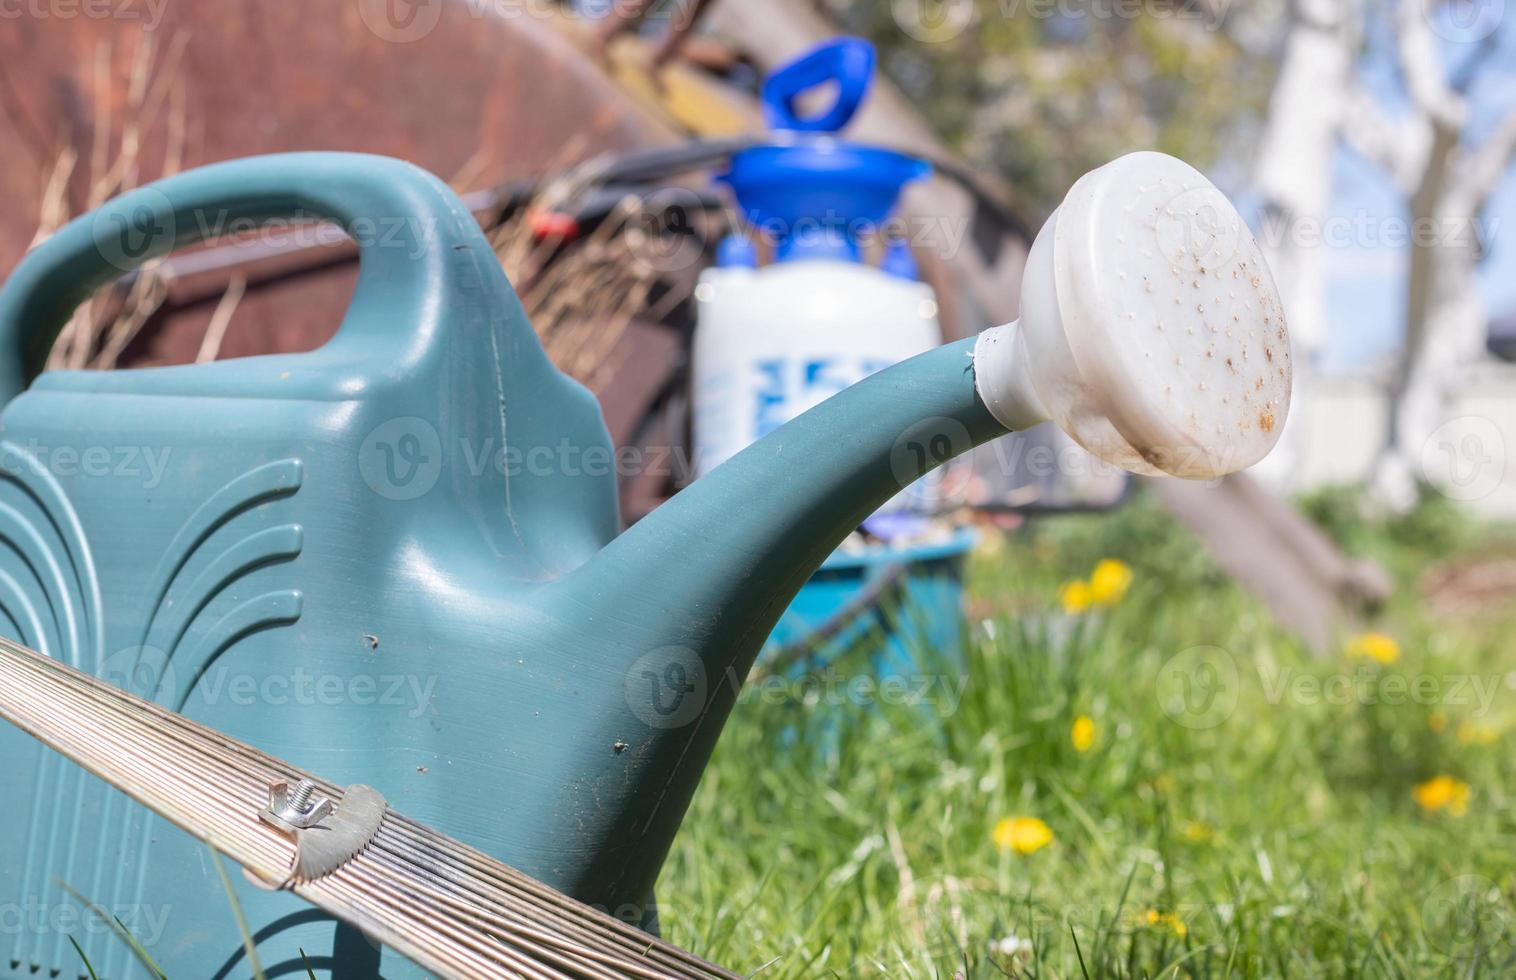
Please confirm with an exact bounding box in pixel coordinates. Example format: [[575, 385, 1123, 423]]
[[690, 38, 971, 657]]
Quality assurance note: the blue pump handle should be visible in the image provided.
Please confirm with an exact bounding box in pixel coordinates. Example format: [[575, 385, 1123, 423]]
[[761, 37, 876, 133], [0, 153, 491, 402]]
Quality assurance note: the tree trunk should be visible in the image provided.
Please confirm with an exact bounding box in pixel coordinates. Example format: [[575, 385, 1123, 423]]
[[1248, 0, 1363, 493], [1373, 160, 1489, 508], [1363, 0, 1516, 512]]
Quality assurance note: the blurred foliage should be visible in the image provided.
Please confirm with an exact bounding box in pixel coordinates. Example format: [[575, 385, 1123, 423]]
[[1012, 487, 1229, 594], [665, 495, 1516, 977], [826, 0, 1279, 213], [1296, 483, 1509, 575]]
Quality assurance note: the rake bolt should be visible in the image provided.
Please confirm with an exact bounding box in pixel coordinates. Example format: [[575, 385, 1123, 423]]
[[288, 779, 316, 813], [260, 778, 334, 833]]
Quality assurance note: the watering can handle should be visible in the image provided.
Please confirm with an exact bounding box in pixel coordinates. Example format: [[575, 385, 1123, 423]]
[[0, 152, 485, 402], [761, 37, 876, 133]]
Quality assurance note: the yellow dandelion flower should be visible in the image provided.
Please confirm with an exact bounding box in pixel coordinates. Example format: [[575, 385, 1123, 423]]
[[1429, 711, 1448, 733], [1071, 715, 1096, 753], [1413, 776, 1455, 810], [1143, 909, 1188, 937], [993, 816, 1054, 855], [1456, 722, 1499, 746], [1088, 559, 1133, 606], [1346, 632, 1400, 665], [1413, 775, 1471, 816], [1060, 580, 1093, 614], [1181, 821, 1215, 843]]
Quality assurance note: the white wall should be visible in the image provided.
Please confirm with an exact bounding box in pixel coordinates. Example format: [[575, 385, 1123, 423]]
[[1288, 363, 1516, 517]]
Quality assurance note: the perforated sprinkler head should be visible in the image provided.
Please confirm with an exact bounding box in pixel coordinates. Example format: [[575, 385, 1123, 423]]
[[974, 151, 1291, 480]]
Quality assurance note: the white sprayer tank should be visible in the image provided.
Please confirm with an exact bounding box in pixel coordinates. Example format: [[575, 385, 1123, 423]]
[[692, 259, 943, 479]]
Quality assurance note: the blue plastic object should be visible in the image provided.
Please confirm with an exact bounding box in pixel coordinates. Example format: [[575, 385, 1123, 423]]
[[715, 232, 758, 268], [760, 37, 876, 133], [766, 530, 976, 673], [0, 153, 1013, 977], [721, 143, 930, 263], [881, 238, 921, 281], [720, 37, 930, 264]]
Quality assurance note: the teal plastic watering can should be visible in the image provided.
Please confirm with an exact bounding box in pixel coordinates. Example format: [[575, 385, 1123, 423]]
[[0, 151, 1289, 977]]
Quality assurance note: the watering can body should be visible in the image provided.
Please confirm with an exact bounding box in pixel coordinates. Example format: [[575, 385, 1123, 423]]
[[0, 144, 1290, 977], [0, 154, 666, 978]]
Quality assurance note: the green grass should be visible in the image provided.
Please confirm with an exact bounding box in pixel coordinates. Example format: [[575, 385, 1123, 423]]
[[658, 492, 1516, 977]]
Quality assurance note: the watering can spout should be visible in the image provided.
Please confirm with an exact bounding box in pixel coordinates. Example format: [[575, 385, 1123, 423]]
[[547, 337, 1004, 903], [570, 153, 1294, 675], [566, 335, 1003, 676], [553, 153, 1292, 899]]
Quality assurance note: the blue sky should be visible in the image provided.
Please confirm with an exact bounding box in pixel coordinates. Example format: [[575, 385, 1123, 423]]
[[1313, 7, 1516, 373]]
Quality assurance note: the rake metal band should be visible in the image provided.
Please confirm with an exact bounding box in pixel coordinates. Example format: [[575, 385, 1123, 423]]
[[0, 637, 739, 980]]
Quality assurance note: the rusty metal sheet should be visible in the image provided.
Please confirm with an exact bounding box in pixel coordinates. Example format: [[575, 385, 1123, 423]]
[[0, 0, 678, 366]]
